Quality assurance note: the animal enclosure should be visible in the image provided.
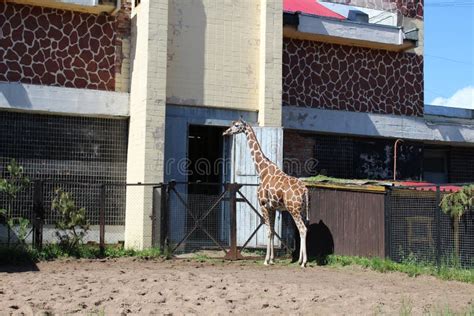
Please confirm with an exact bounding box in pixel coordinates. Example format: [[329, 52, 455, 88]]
[[306, 182, 474, 268]]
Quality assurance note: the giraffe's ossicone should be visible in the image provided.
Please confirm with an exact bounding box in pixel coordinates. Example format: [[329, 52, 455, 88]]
[[223, 119, 309, 267]]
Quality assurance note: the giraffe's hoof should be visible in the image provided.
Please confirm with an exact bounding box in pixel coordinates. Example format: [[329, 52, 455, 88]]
[[264, 260, 269, 266], [269, 260, 275, 265], [300, 262, 307, 268]]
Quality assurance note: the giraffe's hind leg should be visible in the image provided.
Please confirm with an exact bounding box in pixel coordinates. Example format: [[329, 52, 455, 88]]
[[261, 206, 276, 265], [290, 210, 308, 267]]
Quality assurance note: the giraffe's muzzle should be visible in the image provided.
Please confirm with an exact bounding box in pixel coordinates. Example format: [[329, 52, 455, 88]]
[[222, 127, 233, 136]]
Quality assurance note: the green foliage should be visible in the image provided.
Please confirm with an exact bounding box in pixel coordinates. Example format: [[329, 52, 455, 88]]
[[326, 255, 474, 283], [440, 185, 474, 219], [0, 159, 31, 245], [0, 244, 163, 264], [52, 188, 90, 251], [7, 217, 30, 244], [0, 159, 31, 200]]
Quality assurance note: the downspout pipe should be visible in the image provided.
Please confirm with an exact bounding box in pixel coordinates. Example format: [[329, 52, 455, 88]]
[[393, 139, 404, 181]]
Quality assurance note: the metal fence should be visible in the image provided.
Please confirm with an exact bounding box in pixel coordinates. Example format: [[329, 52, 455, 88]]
[[0, 180, 293, 259], [0, 179, 130, 250], [386, 185, 474, 268], [164, 182, 293, 259]]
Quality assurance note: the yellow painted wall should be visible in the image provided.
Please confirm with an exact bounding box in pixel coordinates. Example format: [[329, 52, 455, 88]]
[[166, 0, 282, 126], [125, 0, 168, 249]]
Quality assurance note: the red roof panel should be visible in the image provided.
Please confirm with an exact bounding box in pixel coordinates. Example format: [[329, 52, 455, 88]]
[[398, 181, 461, 192], [284, 0, 345, 20]]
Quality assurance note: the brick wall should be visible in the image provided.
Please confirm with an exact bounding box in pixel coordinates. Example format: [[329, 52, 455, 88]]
[[283, 38, 424, 116], [0, 2, 131, 91]]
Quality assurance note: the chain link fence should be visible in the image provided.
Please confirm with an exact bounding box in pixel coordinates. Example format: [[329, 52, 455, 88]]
[[386, 185, 474, 268]]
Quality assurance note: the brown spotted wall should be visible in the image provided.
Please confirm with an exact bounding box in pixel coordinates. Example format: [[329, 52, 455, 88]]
[[341, 0, 423, 20], [0, 2, 131, 91], [282, 38, 424, 116]]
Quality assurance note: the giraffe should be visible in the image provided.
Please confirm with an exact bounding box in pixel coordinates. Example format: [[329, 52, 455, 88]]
[[223, 119, 309, 267]]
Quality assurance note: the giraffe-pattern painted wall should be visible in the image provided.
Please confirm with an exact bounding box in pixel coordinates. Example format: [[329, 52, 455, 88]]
[[283, 38, 424, 116], [343, 0, 423, 20], [0, 3, 130, 91]]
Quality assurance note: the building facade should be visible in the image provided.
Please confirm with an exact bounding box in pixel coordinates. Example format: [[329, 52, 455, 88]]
[[0, 0, 283, 248], [1, 0, 473, 249], [281, 0, 474, 184]]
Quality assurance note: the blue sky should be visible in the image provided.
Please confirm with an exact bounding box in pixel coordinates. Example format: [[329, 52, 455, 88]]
[[424, 2, 474, 108]]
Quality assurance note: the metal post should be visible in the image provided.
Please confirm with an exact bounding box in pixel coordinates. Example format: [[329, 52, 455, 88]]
[[224, 183, 243, 260], [435, 186, 441, 269], [160, 183, 168, 250], [32, 180, 44, 250], [99, 184, 106, 255], [384, 189, 391, 259]]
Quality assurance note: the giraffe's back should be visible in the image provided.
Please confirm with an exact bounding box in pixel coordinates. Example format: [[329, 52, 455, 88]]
[[260, 174, 307, 213]]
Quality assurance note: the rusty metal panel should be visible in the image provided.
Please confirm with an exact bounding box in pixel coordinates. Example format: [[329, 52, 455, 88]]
[[308, 187, 386, 258]]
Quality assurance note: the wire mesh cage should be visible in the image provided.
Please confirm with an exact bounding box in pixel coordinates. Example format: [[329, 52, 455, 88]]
[[387, 185, 474, 268]]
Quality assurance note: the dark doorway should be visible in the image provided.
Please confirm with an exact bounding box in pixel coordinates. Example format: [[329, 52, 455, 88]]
[[186, 125, 228, 247], [188, 125, 226, 184]]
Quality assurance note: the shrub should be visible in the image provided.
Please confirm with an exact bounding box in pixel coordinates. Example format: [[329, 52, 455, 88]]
[[0, 159, 31, 245], [51, 188, 90, 251]]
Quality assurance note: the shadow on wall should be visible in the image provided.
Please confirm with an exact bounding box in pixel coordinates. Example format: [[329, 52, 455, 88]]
[[166, 0, 205, 107], [292, 220, 334, 264]]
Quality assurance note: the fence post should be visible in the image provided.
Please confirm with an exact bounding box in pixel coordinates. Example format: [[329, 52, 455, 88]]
[[99, 184, 106, 256], [435, 185, 441, 269], [224, 183, 243, 260], [160, 183, 168, 251], [32, 180, 44, 250], [384, 188, 391, 260]]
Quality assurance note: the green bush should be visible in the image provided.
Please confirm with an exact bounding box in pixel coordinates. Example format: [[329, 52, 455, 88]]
[[51, 188, 90, 251], [0, 244, 163, 264], [0, 159, 31, 245]]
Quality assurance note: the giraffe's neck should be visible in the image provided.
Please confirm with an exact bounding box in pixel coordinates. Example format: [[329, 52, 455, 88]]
[[244, 125, 271, 179]]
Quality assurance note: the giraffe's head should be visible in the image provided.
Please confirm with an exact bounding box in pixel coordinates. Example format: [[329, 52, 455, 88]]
[[222, 119, 247, 136]]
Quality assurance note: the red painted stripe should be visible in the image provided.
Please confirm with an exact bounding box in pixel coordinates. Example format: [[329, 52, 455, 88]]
[[284, 0, 345, 20]]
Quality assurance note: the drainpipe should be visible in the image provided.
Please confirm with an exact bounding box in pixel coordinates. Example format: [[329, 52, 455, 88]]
[[111, 0, 121, 15], [393, 139, 404, 181]]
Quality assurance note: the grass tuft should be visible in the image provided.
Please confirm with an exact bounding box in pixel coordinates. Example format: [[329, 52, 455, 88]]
[[0, 244, 163, 264], [326, 255, 474, 284]]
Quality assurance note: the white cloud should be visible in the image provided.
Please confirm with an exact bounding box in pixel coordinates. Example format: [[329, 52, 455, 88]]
[[430, 86, 474, 109]]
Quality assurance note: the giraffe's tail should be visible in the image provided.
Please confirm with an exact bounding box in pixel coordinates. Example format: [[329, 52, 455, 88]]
[[304, 188, 310, 224]]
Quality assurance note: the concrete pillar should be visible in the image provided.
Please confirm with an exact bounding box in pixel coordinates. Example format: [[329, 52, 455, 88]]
[[125, 0, 168, 249], [258, 0, 283, 127]]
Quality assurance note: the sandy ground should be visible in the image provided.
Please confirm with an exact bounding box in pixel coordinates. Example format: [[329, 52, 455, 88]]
[[0, 258, 473, 315]]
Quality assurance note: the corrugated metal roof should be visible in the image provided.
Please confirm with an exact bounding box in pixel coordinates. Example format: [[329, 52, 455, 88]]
[[284, 0, 345, 19]]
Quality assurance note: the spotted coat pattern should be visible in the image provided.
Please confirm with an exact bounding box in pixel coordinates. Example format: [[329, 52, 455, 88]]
[[0, 3, 117, 90], [283, 38, 424, 116], [223, 120, 309, 267]]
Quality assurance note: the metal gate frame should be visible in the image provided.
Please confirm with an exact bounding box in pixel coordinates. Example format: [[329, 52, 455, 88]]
[[163, 181, 292, 259]]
